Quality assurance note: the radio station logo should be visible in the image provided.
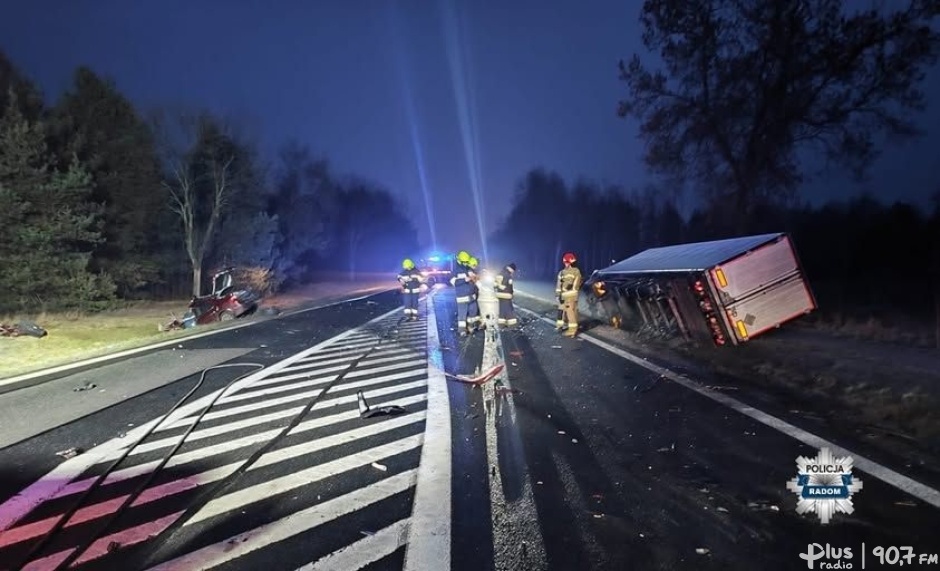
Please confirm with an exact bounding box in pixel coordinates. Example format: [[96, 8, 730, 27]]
[[786, 447, 863, 524]]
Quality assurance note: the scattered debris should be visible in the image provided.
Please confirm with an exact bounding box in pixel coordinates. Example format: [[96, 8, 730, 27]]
[[894, 500, 917, 507], [705, 385, 739, 391], [73, 382, 97, 392], [360, 530, 375, 536], [558, 430, 566, 435], [592, 513, 604, 519], [366, 301, 378, 305], [551, 345, 562, 349], [747, 501, 780, 512], [494, 385, 520, 397], [656, 443, 676, 453], [444, 364, 505, 385], [106, 541, 121, 553], [56, 447, 82, 459], [571, 438, 578, 444], [371, 462, 388, 472], [716, 507, 729, 513], [1, 320, 47, 338], [695, 547, 710, 555], [357, 390, 406, 418]]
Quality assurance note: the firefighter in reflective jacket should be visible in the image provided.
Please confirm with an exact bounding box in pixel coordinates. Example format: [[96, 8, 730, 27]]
[[398, 258, 422, 320], [494, 262, 517, 327], [555, 252, 582, 336], [466, 256, 483, 332], [450, 250, 474, 335]]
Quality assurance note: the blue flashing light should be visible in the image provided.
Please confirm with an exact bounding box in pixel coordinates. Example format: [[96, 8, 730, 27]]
[[428, 256, 441, 262]]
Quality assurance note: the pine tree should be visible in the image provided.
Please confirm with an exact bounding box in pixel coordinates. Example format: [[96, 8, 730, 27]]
[[0, 90, 113, 313]]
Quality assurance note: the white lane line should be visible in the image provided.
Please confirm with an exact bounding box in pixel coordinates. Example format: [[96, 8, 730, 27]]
[[478, 294, 546, 569], [0, 305, 403, 533], [187, 433, 424, 526], [58, 394, 431, 498], [217, 359, 425, 405], [166, 371, 427, 429], [346, 359, 427, 379], [517, 304, 940, 509], [263, 349, 414, 384], [24, 510, 187, 571], [295, 345, 411, 366], [298, 518, 410, 571], [403, 293, 451, 571], [145, 470, 418, 571], [1, 413, 429, 548]]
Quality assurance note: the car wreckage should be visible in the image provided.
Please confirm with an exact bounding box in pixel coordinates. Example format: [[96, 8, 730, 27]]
[[583, 232, 817, 347], [161, 268, 261, 331]]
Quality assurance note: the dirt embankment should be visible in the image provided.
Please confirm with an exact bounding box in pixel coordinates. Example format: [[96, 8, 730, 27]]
[[514, 281, 940, 460]]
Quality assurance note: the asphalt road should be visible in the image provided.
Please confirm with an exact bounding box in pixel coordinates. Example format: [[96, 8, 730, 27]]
[[1, 286, 939, 570]]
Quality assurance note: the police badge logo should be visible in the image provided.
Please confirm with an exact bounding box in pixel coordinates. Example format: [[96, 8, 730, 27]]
[[786, 447, 863, 524]]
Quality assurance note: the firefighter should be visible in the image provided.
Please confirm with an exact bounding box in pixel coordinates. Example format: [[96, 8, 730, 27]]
[[494, 262, 517, 327], [397, 258, 422, 320], [555, 252, 582, 337], [466, 256, 483, 332], [450, 250, 473, 336]]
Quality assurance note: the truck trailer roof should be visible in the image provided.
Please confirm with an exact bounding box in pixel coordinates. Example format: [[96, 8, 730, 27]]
[[596, 232, 785, 277]]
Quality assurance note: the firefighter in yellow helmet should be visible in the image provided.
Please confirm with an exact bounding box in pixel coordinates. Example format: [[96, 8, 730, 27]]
[[494, 262, 517, 326], [450, 250, 474, 335], [466, 256, 483, 332], [397, 258, 422, 320], [555, 252, 582, 336]]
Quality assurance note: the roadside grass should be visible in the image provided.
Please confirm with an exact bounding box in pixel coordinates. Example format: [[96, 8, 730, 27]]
[[0, 281, 393, 381], [0, 301, 209, 379]]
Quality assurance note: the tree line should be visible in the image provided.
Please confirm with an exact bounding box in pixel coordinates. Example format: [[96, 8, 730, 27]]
[[0, 53, 419, 314], [489, 170, 940, 321], [492, 0, 940, 328]]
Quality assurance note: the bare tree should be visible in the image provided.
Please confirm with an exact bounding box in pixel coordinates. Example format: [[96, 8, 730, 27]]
[[152, 109, 243, 296], [618, 0, 940, 230]]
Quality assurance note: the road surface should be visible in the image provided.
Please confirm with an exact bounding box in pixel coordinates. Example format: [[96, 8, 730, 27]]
[[0, 285, 939, 570]]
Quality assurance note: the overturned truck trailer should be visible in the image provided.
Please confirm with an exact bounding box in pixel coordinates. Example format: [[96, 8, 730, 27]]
[[585, 233, 817, 346]]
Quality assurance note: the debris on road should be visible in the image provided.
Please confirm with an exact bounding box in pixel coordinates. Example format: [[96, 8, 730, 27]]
[[695, 547, 710, 555], [357, 390, 406, 418], [73, 382, 97, 392], [56, 447, 82, 459], [371, 462, 388, 472], [444, 364, 505, 385], [747, 500, 780, 512]]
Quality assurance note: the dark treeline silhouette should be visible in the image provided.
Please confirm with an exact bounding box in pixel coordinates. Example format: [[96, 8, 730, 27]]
[[0, 53, 419, 313], [490, 168, 940, 325]]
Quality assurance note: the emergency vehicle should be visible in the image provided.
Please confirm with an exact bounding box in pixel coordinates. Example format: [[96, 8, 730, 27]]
[[417, 253, 456, 286]]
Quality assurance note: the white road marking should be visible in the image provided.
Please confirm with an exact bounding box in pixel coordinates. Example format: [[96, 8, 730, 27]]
[[165, 371, 426, 429], [516, 304, 940, 509], [478, 292, 547, 569], [0, 305, 404, 533], [55, 394, 431, 500], [186, 434, 424, 526], [403, 293, 452, 571], [0, 412, 429, 549], [216, 359, 425, 405], [298, 518, 410, 570], [144, 470, 418, 571]]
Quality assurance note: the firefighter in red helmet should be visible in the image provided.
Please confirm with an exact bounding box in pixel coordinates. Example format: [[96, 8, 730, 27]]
[[555, 252, 582, 336]]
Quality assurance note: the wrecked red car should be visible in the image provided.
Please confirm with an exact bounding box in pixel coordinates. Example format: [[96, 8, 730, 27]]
[[181, 268, 260, 328]]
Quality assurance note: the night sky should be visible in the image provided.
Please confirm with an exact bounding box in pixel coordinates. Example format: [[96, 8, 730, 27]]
[[2, 0, 939, 253]]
